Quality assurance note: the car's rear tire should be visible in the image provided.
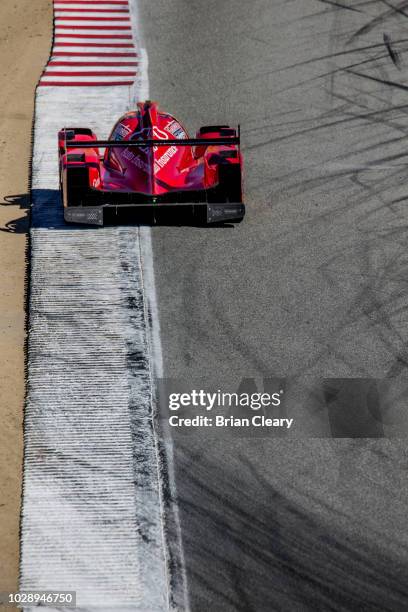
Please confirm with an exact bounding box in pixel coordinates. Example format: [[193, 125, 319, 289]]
[[63, 166, 90, 207], [209, 163, 242, 204], [198, 125, 236, 137]]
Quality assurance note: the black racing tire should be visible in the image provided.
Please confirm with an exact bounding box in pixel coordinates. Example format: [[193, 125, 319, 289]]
[[209, 164, 242, 204], [63, 166, 90, 207], [198, 125, 237, 138]]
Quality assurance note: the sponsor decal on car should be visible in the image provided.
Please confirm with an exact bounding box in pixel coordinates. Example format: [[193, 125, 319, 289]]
[[154, 147, 177, 171], [165, 119, 187, 139], [123, 147, 150, 173], [131, 126, 169, 153], [113, 122, 132, 140], [127, 126, 179, 174], [154, 146, 178, 173]]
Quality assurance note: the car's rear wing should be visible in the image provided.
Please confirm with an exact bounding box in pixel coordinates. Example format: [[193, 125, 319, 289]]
[[62, 129, 240, 151]]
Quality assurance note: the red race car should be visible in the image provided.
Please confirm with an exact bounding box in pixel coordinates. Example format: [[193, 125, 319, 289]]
[[58, 100, 245, 226]]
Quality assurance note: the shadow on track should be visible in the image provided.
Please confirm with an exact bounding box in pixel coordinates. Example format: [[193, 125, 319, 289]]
[[0, 193, 30, 233]]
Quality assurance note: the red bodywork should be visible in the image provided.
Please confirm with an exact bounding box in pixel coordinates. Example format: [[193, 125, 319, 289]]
[[58, 101, 245, 225]]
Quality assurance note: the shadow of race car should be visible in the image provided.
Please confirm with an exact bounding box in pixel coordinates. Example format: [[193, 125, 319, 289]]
[[58, 100, 245, 226]]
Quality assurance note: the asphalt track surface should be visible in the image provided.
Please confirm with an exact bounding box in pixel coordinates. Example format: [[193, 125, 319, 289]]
[[138, 1, 408, 610]]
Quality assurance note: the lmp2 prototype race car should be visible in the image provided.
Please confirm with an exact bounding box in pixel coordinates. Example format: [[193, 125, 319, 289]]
[[58, 101, 245, 226]]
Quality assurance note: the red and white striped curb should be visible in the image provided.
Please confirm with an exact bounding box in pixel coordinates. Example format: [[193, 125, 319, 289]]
[[39, 0, 138, 86]]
